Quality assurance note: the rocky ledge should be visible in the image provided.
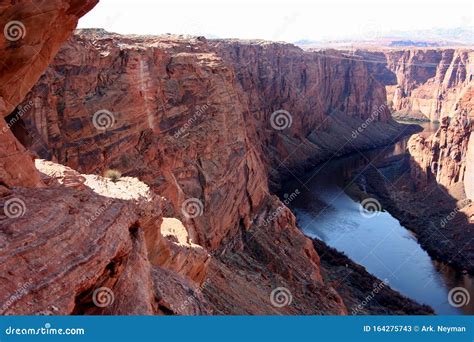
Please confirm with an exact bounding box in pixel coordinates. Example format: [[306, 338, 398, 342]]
[[1, 2, 436, 315]]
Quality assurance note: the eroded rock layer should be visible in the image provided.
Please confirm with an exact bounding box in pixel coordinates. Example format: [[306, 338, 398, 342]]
[[2, 10, 431, 314], [0, 0, 98, 188], [360, 48, 473, 121], [18, 30, 417, 244]]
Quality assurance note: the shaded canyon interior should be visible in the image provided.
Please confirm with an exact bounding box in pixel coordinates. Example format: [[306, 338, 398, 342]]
[[0, 1, 472, 315]]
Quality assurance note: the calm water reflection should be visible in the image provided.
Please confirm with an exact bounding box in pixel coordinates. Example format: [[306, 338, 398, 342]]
[[282, 122, 473, 315]]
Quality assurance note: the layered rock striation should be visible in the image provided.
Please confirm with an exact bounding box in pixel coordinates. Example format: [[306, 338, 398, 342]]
[[0, 0, 98, 188], [358, 48, 473, 121], [2, 4, 431, 314]]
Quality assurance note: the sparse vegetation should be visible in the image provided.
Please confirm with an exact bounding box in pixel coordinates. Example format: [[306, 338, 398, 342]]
[[104, 169, 122, 183]]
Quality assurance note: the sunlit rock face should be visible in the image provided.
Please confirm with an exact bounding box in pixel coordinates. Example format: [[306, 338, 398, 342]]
[[361, 48, 473, 121], [0, 0, 98, 187], [1, 2, 433, 314], [408, 88, 473, 196], [0, 159, 212, 315], [18, 30, 410, 250]]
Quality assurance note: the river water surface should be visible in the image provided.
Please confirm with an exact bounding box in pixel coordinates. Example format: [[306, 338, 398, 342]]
[[282, 122, 473, 315]]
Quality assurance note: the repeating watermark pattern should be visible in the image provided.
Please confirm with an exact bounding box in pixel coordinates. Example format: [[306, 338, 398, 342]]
[[447, 287, 470, 308], [351, 104, 386, 140], [175, 278, 211, 314], [270, 109, 292, 130], [92, 109, 115, 131], [1, 279, 33, 312], [440, 198, 471, 228], [181, 198, 204, 219], [359, 198, 382, 218], [174, 104, 209, 139], [270, 287, 293, 308], [4, 20, 26, 41], [92, 287, 115, 308], [84, 198, 114, 227], [263, 189, 300, 226], [3, 197, 26, 219], [356, 20, 382, 41], [1, 100, 33, 135], [351, 279, 389, 314]]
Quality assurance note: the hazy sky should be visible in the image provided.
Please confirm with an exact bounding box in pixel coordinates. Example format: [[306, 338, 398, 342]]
[[78, 0, 473, 42]]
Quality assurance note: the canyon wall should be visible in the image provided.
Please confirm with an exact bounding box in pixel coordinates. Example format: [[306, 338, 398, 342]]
[[356, 82, 473, 272], [407, 72, 473, 198], [0, 0, 98, 188], [362, 48, 473, 122], [17, 30, 407, 251], [1, 5, 431, 314], [214, 42, 415, 184], [1, 0, 212, 315]]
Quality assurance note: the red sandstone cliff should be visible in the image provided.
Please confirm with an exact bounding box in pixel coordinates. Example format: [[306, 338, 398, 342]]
[[1, 2, 213, 315], [360, 48, 473, 121], [213, 42, 413, 183], [1, 4, 432, 315], [356, 86, 473, 272], [0, 22, 348, 313], [16, 30, 410, 251], [0, 0, 98, 188]]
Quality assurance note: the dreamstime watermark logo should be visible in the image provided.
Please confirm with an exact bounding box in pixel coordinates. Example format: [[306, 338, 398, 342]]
[[351, 104, 386, 140], [270, 109, 292, 130], [3, 197, 26, 218], [84, 198, 114, 227], [270, 287, 293, 308], [181, 198, 204, 219], [174, 104, 209, 139], [4, 20, 26, 41], [175, 278, 211, 314], [440, 198, 471, 228], [351, 279, 389, 314], [92, 109, 115, 130], [92, 287, 115, 308], [5, 322, 85, 336], [447, 287, 470, 308], [2, 100, 33, 135], [359, 198, 382, 218], [357, 20, 382, 41], [0, 279, 33, 312], [263, 189, 300, 226]]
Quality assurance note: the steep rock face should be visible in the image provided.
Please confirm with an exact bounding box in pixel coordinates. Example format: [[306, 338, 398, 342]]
[[19, 31, 270, 252], [356, 90, 473, 272], [213, 42, 416, 183], [0, 0, 98, 187], [0, 160, 211, 315], [407, 85, 473, 197], [408, 112, 473, 192], [2, 22, 430, 313], [0, 2, 211, 315], [364, 49, 473, 121], [14, 31, 353, 313]]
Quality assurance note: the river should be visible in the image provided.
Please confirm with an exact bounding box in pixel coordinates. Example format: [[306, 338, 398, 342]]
[[281, 122, 473, 315]]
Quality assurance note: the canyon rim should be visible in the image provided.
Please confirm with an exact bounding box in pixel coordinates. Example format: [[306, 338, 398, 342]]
[[0, 0, 473, 318]]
